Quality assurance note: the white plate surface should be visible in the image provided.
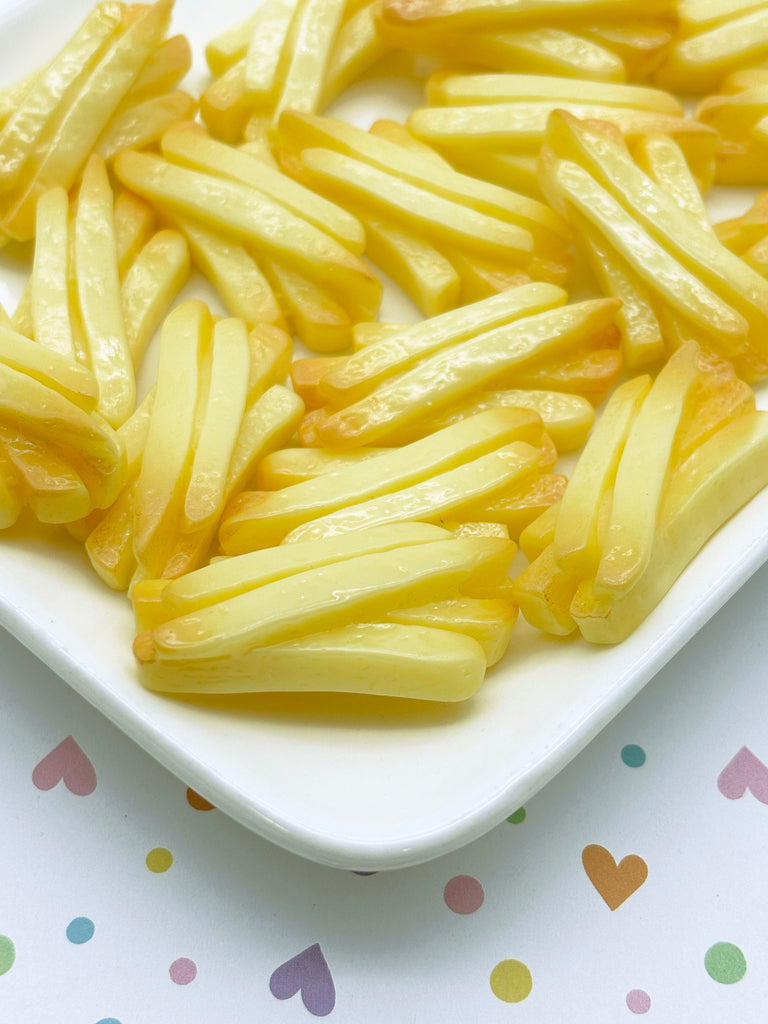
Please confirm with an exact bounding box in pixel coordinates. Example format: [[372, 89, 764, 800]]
[[0, 0, 766, 870]]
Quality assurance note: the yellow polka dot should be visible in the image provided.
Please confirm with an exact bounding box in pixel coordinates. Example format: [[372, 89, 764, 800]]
[[490, 959, 533, 1003], [146, 847, 173, 873]]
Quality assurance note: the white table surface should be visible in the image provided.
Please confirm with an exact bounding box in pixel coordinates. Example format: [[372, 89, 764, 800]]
[[3, 554, 768, 1022]]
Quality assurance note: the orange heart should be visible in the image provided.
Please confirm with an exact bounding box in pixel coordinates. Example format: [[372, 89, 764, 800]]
[[582, 844, 648, 910]]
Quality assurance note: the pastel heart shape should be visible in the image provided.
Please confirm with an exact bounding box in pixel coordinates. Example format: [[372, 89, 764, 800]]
[[582, 844, 648, 911], [32, 736, 97, 796], [717, 746, 768, 804], [270, 943, 335, 1017]]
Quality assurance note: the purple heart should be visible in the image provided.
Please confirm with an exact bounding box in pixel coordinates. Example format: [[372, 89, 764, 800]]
[[269, 943, 335, 1017], [717, 746, 768, 803], [32, 736, 97, 796]]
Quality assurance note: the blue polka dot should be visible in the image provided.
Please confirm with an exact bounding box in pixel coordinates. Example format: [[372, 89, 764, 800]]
[[95, 1019, 121, 1024], [66, 917, 95, 944], [621, 744, 646, 767]]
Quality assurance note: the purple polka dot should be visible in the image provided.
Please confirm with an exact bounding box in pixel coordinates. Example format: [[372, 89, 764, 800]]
[[626, 989, 651, 1014], [169, 957, 197, 985], [443, 874, 484, 914]]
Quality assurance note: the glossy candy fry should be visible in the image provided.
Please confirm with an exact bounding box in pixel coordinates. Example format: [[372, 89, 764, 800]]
[[161, 122, 365, 254], [554, 375, 650, 577], [95, 90, 198, 162], [0, 2, 123, 192], [183, 317, 251, 534], [252, 446, 394, 489], [222, 410, 544, 549], [121, 229, 191, 366], [0, 361, 124, 511], [174, 216, 284, 328], [225, 385, 304, 494], [407, 104, 718, 181], [655, 5, 768, 93], [243, 0, 297, 107], [542, 157, 749, 359], [580, 230, 665, 369], [368, 119, 453, 164], [0, 69, 42, 132], [545, 112, 768, 367], [677, 0, 767, 33], [113, 150, 382, 322], [445, 249, 531, 305], [31, 187, 76, 359], [632, 133, 712, 234], [137, 621, 489, 701], [385, 597, 517, 666], [74, 153, 135, 427], [132, 300, 210, 579], [512, 542, 579, 636], [243, 326, 293, 401], [312, 282, 567, 407], [262, 259, 354, 353], [199, 59, 251, 143], [459, 471, 566, 536], [581, 20, 674, 81], [450, 27, 627, 81], [146, 530, 444, 637], [673, 365, 755, 467], [300, 298, 619, 449], [0, 425, 92, 524], [85, 479, 138, 590], [360, 217, 461, 318], [297, 146, 534, 263], [376, 0, 678, 34], [321, 1, 392, 107], [158, 383, 305, 584], [134, 533, 515, 661], [714, 192, 768, 254], [114, 190, 156, 277], [594, 344, 701, 595], [434, 147, 541, 198], [0, 0, 174, 242], [508, 347, 622, 405], [269, 0, 348, 128], [518, 500, 559, 561], [124, 34, 192, 104], [168, 523, 452, 612], [206, 9, 264, 75], [376, 387, 595, 452], [0, 323, 97, 412], [425, 72, 683, 113], [276, 110, 570, 259], [0, 441, 23, 528], [571, 411, 768, 643]]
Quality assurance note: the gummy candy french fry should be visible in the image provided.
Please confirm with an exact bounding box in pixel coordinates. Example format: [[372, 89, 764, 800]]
[[219, 408, 546, 551]]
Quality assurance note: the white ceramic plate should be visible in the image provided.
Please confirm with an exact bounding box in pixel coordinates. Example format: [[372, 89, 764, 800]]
[[1, 0, 766, 870]]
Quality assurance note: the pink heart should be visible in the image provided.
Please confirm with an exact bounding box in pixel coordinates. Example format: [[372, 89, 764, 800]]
[[32, 736, 97, 796], [269, 943, 335, 1017], [717, 746, 768, 804]]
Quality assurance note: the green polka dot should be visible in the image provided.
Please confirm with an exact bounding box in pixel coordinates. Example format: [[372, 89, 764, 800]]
[[506, 807, 526, 824], [490, 959, 533, 1003], [146, 847, 173, 873], [621, 744, 646, 767], [705, 942, 747, 984], [0, 936, 15, 976]]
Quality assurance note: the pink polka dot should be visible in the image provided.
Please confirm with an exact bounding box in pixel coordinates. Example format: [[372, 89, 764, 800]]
[[626, 989, 651, 1014], [443, 874, 484, 914], [169, 957, 197, 985]]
